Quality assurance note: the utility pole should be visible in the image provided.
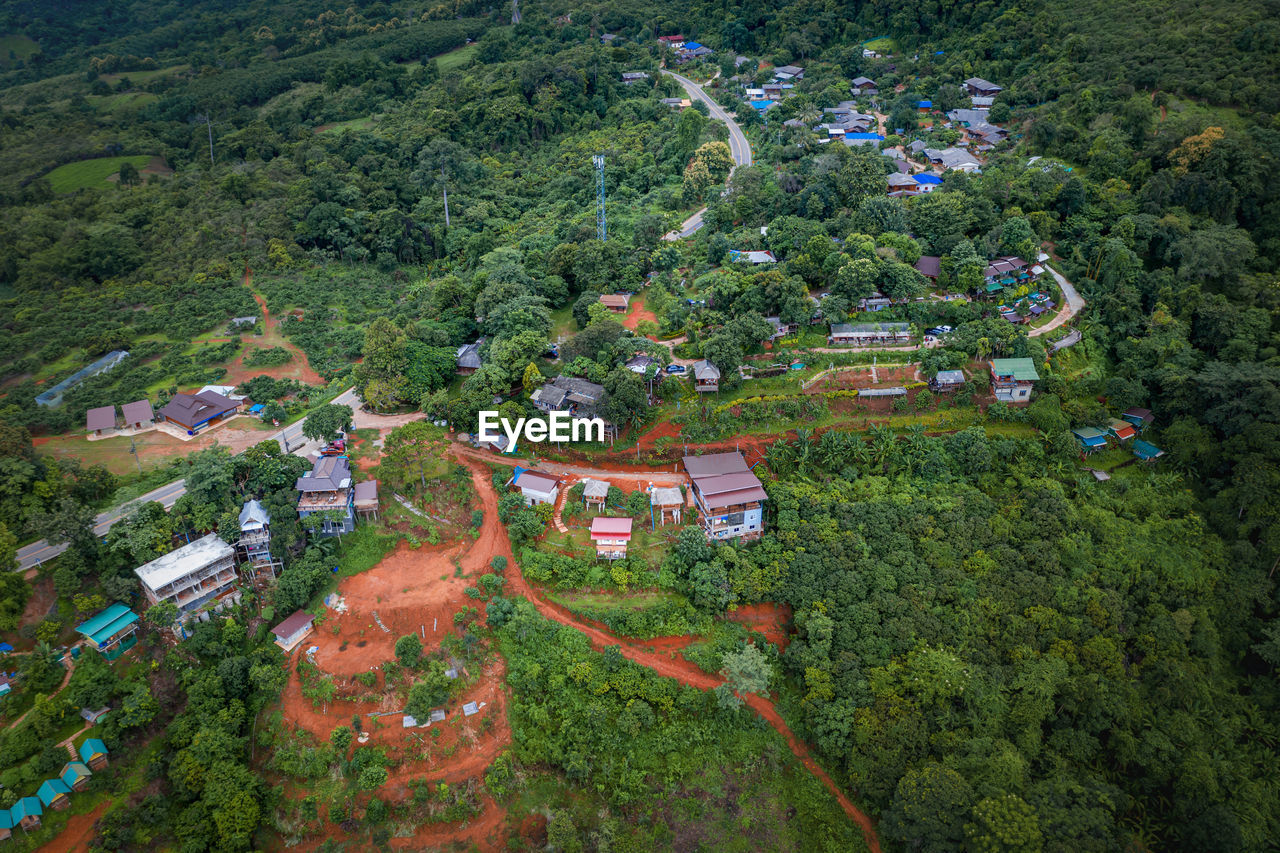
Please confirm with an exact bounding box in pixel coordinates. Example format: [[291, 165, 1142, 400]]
[[128, 436, 141, 474], [593, 154, 606, 241]]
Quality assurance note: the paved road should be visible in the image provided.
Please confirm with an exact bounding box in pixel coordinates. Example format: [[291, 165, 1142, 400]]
[[661, 70, 752, 242], [14, 388, 359, 572], [1029, 265, 1086, 338]]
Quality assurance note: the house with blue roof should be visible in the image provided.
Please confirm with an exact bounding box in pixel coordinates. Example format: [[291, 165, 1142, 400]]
[[0, 807, 12, 840], [79, 737, 109, 770], [10, 796, 42, 830], [918, 100, 933, 110], [37, 778, 71, 810], [1072, 427, 1109, 455], [61, 760, 93, 792], [75, 602, 139, 661]]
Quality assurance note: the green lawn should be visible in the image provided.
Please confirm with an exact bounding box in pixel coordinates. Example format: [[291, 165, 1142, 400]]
[[45, 155, 153, 192], [0, 34, 39, 67], [436, 42, 479, 71]]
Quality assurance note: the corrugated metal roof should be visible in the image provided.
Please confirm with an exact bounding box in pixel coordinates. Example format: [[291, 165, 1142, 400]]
[[273, 609, 314, 639], [86, 405, 116, 431], [121, 398, 153, 423], [517, 471, 559, 493], [590, 517, 633, 538], [683, 452, 749, 478]]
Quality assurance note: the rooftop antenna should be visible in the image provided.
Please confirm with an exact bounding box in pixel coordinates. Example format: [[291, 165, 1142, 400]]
[[593, 154, 607, 241]]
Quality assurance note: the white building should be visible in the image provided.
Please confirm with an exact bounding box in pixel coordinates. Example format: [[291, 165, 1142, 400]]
[[134, 534, 239, 630]]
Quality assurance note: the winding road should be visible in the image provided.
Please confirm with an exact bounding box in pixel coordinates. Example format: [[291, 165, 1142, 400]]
[[662, 69, 753, 241], [1029, 264, 1085, 338]]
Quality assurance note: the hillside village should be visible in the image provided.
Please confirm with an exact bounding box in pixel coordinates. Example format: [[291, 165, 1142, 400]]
[[0, 2, 1277, 852]]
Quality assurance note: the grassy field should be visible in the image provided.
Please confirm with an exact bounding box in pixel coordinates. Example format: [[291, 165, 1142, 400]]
[[0, 34, 39, 67], [98, 64, 189, 85], [436, 42, 479, 71], [45, 155, 153, 192], [88, 91, 159, 114], [315, 116, 376, 134]]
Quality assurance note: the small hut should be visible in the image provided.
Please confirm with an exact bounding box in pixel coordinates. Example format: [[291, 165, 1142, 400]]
[[650, 486, 683, 526], [582, 479, 609, 510]]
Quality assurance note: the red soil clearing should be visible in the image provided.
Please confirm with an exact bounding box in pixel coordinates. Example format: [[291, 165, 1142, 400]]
[[220, 272, 324, 387], [455, 452, 883, 853], [803, 364, 922, 393], [727, 602, 793, 651], [623, 294, 658, 335], [37, 801, 108, 853]]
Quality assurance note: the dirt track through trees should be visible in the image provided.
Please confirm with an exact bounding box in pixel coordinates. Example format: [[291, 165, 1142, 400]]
[[456, 452, 883, 853]]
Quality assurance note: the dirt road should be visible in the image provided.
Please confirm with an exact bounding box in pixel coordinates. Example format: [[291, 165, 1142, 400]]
[[455, 451, 882, 852]]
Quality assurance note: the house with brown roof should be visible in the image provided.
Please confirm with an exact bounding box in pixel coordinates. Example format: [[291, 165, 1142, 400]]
[[86, 406, 117, 437], [683, 452, 767, 541], [121, 399, 154, 429], [599, 294, 630, 313], [515, 470, 560, 506], [590, 516, 633, 560], [914, 255, 942, 281], [692, 360, 721, 393], [272, 610, 315, 652], [157, 390, 240, 434]]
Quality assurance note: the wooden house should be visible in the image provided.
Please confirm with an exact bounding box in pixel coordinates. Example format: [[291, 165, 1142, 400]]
[[582, 479, 609, 510], [650, 486, 683, 526], [37, 778, 70, 811], [692, 360, 721, 393], [930, 370, 966, 391], [74, 602, 139, 661], [60, 761, 92, 793], [79, 738, 109, 771], [683, 452, 767, 541], [1106, 419, 1136, 441], [11, 797, 41, 831], [1121, 408, 1153, 432]]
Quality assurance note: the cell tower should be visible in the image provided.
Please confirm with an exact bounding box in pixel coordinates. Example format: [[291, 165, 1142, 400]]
[[593, 153, 607, 241]]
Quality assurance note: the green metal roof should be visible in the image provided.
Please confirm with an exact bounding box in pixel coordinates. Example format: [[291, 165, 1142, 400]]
[[1133, 439, 1163, 459], [984, 281, 1004, 292], [76, 603, 139, 646], [990, 358, 1040, 381], [1072, 427, 1107, 440], [60, 762, 91, 786]]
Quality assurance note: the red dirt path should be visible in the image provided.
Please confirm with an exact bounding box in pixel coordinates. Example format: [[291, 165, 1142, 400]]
[[219, 271, 324, 387], [37, 801, 108, 853], [456, 452, 883, 853]]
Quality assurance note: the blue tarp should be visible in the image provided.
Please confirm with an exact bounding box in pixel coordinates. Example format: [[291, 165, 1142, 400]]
[[749, 100, 774, 111]]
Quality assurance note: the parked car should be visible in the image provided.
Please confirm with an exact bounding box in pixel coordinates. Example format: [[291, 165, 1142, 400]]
[[666, 364, 687, 374]]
